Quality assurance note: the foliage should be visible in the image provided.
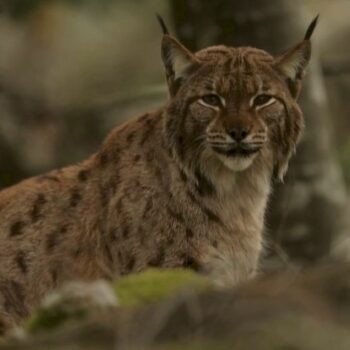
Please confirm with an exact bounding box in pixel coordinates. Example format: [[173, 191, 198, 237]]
[[114, 268, 210, 307]]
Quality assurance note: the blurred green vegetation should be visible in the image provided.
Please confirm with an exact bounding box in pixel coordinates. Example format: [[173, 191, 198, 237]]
[[113, 268, 210, 307]]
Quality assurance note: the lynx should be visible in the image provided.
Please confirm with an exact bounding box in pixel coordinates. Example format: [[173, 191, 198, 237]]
[[0, 16, 318, 333]]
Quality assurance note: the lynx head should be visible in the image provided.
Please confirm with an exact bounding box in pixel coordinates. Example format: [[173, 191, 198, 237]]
[[159, 16, 318, 182]]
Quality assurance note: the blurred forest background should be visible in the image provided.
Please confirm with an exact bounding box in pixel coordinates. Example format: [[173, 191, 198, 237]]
[[0, 0, 349, 270]]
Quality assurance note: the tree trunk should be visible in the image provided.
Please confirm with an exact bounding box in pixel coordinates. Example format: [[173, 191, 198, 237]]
[[170, 0, 349, 267]]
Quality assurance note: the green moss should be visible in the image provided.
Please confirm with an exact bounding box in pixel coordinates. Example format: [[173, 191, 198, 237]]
[[114, 268, 210, 307], [25, 305, 86, 333]]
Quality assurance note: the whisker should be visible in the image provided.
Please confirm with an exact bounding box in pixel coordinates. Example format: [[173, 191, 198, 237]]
[[207, 135, 226, 141], [209, 143, 230, 148], [207, 139, 234, 144], [250, 136, 266, 141]]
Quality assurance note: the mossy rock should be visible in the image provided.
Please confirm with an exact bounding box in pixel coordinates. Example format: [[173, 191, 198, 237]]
[[24, 269, 209, 334], [25, 280, 117, 333]]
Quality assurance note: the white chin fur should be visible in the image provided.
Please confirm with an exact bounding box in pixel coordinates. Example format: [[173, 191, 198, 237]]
[[217, 153, 257, 172]]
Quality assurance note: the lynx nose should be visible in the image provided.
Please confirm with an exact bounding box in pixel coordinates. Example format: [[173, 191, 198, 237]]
[[229, 127, 249, 142]]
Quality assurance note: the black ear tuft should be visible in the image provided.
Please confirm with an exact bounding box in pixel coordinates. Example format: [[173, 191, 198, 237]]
[[304, 15, 319, 41], [156, 13, 169, 35]]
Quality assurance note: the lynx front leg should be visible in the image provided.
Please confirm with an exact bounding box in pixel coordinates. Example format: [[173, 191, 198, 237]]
[[198, 239, 262, 287]]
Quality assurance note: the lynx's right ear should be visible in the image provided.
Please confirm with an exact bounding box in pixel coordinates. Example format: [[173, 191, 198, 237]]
[[157, 15, 200, 96], [275, 15, 319, 99]]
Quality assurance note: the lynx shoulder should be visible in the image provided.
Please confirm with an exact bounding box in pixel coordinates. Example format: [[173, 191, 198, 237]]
[[0, 17, 318, 334]]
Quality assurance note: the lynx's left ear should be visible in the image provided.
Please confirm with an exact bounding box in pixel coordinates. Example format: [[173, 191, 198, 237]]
[[156, 15, 200, 97], [275, 15, 319, 99]]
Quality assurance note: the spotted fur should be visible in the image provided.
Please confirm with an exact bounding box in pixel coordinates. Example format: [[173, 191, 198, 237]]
[[0, 17, 317, 333]]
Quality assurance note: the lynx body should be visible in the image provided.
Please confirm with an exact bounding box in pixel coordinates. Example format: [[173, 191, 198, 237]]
[[0, 17, 318, 333]]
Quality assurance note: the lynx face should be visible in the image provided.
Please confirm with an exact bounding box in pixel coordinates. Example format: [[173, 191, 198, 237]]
[[180, 47, 291, 173], [161, 18, 317, 181]]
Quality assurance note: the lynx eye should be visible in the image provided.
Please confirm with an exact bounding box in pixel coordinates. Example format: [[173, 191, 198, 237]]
[[253, 94, 275, 108], [199, 94, 222, 108]]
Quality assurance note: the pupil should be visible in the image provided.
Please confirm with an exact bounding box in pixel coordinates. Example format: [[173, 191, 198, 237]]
[[204, 95, 219, 105], [256, 95, 270, 105]]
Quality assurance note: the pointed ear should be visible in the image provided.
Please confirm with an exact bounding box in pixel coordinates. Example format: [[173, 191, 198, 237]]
[[161, 35, 200, 96], [275, 15, 319, 99], [156, 15, 200, 96]]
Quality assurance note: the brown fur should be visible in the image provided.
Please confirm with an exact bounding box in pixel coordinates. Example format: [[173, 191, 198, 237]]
[[0, 19, 317, 333]]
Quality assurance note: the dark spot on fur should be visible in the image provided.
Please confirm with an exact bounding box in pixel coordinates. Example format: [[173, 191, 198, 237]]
[[117, 250, 123, 264], [124, 179, 143, 203], [31, 193, 47, 223], [15, 251, 27, 274], [154, 165, 164, 185], [109, 180, 118, 195], [186, 190, 198, 204], [148, 247, 165, 267], [98, 152, 109, 167], [109, 228, 117, 242], [111, 150, 120, 164], [186, 228, 194, 239], [73, 247, 83, 257], [138, 226, 147, 245], [202, 207, 223, 225], [134, 154, 141, 162], [122, 225, 130, 239], [70, 189, 82, 207], [127, 131, 136, 143], [116, 198, 123, 213], [138, 113, 149, 123], [186, 190, 224, 227], [9, 221, 25, 237], [179, 169, 187, 182], [167, 236, 175, 245], [176, 136, 185, 160], [0, 319, 5, 336], [145, 151, 154, 163], [46, 231, 60, 252], [212, 240, 218, 248], [2, 280, 28, 318], [126, 255, 135, 271], [139, 117, 155, 146], [142, 198, 153, 219], [195, 168, 215, 196], [182, 255, 201, 272], [78, 169, 90, 182], [166, 205, 185, 224], [51, 269, 58, 286], [168, 192, 174, 201], [139, 132, 149, 147], [104, 244, 113, 263], [99, 185, 109, 208]]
